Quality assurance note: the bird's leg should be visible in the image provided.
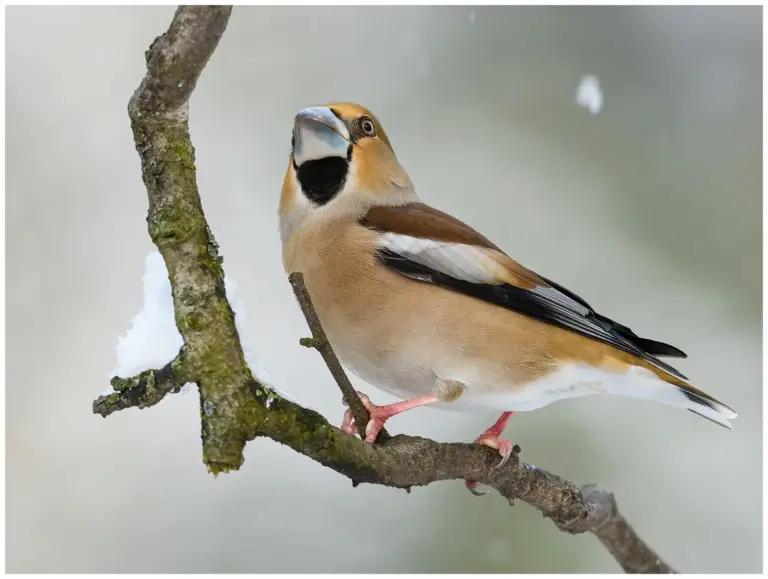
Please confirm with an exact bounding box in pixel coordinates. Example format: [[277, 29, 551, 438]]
[[340, 391, 439, 442], [465, 411, 516, 496]]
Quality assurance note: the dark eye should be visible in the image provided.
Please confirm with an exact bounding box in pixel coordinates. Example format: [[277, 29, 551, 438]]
[[360, 117, 376, 137]]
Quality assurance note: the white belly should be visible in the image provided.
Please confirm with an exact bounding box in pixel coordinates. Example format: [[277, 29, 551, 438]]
[[439, 363, 631, 413], [332, 337, 438, 401], [334, 336, 681, 416]]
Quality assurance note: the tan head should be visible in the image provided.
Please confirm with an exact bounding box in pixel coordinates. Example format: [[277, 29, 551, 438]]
[[279, 103, 416, 240]]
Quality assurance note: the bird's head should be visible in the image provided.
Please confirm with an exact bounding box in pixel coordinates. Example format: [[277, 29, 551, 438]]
[[280, 103, 415, 237]]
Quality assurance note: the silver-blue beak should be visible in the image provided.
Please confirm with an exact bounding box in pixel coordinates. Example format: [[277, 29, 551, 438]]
[[293, 107, 351, 166]]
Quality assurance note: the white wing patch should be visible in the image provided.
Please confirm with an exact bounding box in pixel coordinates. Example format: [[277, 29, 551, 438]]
[[377, 233, 590, 316], [378, 232, 503, 284]]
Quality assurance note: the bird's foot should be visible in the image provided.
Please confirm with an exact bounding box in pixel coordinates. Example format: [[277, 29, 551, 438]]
[[464, 435, 515, 496], [465, 411, 516, 496], [340, 391, 385, 442], [340, 391, 439, 442]]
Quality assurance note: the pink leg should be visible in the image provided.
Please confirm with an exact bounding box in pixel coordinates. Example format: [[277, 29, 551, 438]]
[[340, 391, 439, 442], [465, 411, 516, 496]]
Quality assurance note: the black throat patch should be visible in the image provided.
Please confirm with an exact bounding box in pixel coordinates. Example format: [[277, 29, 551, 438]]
[[294, 153, 350, 206]]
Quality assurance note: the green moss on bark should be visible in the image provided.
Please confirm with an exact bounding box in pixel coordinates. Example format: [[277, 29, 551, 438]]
[[131, 111, 259, 472], [121, 5, 292, 475]]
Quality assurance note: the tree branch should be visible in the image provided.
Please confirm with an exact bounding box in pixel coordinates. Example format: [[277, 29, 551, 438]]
[[125, 4, 262, 474], [93, 5, 676, 573], [288, 272, 389, 442], [93, 357, 189, 417]]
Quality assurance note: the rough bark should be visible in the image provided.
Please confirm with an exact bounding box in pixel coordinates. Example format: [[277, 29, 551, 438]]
[[93, 5, 676, 573]]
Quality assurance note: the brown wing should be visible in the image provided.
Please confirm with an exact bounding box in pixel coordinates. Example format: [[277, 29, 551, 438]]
[[360, 202, 688, 379], [362, 203, 543, 290]]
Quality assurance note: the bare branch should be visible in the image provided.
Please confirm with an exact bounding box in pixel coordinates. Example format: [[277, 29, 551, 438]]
[[586, 486, 675, 573], [126, 5, 262, 474], [94, 5, 677, 573], [129, 6, 233, 117], [93, 357, 189, 417], [288, 272, 389, 442]]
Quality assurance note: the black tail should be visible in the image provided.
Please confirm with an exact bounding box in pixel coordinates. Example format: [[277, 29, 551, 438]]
[[592, 315, 686, 358], [539, 276, 687, 359], [677, 384, 738, 429]]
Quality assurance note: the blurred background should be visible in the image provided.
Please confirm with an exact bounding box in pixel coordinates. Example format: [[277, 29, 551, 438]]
[[6, 5, 762, 573]]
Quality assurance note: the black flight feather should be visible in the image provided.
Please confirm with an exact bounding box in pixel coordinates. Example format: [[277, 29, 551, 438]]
[[376, 248, 688, 381]]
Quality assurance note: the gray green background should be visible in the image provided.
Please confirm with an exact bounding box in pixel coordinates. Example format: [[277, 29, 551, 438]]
[[6, 5, 761, 573]]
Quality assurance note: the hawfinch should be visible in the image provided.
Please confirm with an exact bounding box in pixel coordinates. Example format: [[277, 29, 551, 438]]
[[279, 103, 738, 493]]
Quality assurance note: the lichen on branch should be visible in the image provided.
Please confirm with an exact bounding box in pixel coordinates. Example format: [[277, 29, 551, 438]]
[[125, 5, 269, 474], [94, 357, 188, 416]]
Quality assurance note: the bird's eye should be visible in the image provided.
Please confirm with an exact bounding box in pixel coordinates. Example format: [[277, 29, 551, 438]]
[[360, 117, 376, 137]]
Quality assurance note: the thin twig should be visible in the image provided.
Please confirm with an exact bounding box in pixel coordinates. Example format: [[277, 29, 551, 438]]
[[93, 359, 187, 417], [288, 272, 389, 442]]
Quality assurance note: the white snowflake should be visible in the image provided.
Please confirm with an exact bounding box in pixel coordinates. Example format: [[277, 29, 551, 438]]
[[575, 74, 603, 115]]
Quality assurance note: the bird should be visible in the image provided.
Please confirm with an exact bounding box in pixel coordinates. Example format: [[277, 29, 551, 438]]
[[279, 102, 738, 494]]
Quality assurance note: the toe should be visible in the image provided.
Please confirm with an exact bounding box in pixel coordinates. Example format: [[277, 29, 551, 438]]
[[342, 423, 358, 436], [465, 479, 489, 496], [475, 434, 500, 449], [356, 391, 373, 411], [340, 408, 358, 435], [494, 438, 514, 469], [364, 418, 384, 443], [476, 435, 515, 469]]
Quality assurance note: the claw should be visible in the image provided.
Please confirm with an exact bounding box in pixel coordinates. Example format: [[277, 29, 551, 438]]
[[464, 437, 514, 495], [494, 453, 511, 470], [364, 416, 385, 443], [465, 480, 490, 496], [490, 438, 515, 470], [464, 411, 516, 495]]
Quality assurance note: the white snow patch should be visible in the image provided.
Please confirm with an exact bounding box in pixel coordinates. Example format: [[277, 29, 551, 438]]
[[179, 383, 196, 395], [108, 251, 302, 406], [225, 280, 300, 405], [253, 361, 302, 407], [112, 252, 183, 378], [575, 74, 603, 115]]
